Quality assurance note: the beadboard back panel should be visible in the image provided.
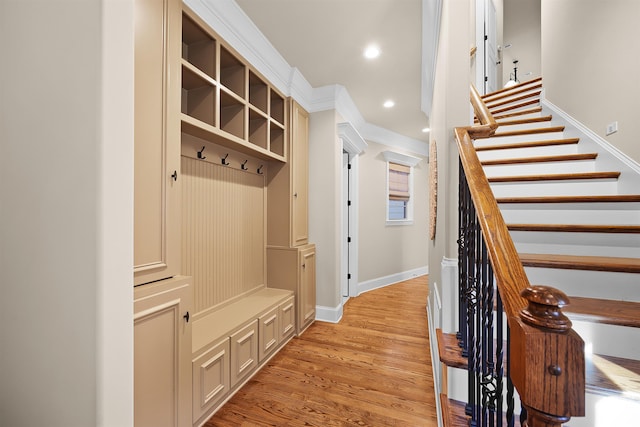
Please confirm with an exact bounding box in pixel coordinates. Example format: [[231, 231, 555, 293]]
[[181, 155, 266, 316]]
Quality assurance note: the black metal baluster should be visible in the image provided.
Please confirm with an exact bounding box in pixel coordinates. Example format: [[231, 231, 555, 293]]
[[506, 326, 515, 427], [495, 289, 504, 427]]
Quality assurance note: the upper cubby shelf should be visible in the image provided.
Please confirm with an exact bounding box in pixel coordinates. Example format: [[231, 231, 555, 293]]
[[180, 7, 287, 163]]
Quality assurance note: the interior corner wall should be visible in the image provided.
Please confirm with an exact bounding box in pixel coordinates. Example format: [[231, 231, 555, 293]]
[[541, 0, 640, 164], [428, 0, 472, 299], [1, 1, 133, 426], [357, 141, 429, 283], [308, 110, 342, 311], [503, 0, 540, 84]]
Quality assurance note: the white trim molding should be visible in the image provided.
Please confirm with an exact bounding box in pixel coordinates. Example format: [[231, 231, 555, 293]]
[[357, 267, 428, 296], [338, 122, 368, 155], [314, 304, 343, 324], [382, 150, 423, 167]]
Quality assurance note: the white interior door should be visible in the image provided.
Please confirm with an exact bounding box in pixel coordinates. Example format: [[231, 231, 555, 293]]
[[341, 151, 351, 298], [485, 0, 498, 93]]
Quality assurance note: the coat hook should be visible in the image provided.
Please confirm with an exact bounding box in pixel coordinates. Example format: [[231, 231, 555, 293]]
[[241, 160, 248, 170], [221, 154, 230, 165], [257, 165, 264, 175], [197, 146, 206, 160]]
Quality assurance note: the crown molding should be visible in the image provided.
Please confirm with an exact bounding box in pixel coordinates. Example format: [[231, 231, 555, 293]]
[[362, 123, 429, 158], [382, 150, 423, 167], [338, 122, 368, 155]]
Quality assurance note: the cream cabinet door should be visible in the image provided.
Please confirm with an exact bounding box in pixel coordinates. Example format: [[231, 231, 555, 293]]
[[134, 277, 192, 427], [133, 0, 181, 286], [290, 100, 309, 246], [299, 245, 316, 333]]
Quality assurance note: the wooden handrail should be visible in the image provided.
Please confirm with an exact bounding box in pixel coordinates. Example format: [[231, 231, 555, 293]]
[[455, 84, 585, 426], [468, 84, 498, 138]]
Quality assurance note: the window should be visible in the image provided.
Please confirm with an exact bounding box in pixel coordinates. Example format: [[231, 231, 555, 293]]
[[388, 162, 411, 220], [383, 151, 421, 225]]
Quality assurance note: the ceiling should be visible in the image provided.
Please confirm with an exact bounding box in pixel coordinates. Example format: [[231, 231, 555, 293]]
[[234, 0, 428, 143]]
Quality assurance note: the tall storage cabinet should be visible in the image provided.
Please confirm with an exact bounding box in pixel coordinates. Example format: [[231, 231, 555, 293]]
[[134, 0, 182, 287], [134, 0, 192, 425], [267, 99, 316, 335]]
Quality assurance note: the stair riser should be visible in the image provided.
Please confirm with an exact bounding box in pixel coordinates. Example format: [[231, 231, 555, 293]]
[[474, 131, 565, 145], [568, 393, 640, 427], [524, 267, 640, 302], [483, 160, 596, 176], [490, 180, 618, 197], [493, 120, 556, 132], [573, 321, 640, 360], [493, 111, 544, 122], [477, 144, 580, 161], [499, 203, 640, 225], [511, 230, 640, 258]]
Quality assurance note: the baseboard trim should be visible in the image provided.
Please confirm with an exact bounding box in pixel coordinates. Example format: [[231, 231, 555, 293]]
[[357, 266, 429, 296], [314, 304, 343, 324]]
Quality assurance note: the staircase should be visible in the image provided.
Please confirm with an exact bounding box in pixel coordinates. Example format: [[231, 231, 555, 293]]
[[437, 78, 640, 426]]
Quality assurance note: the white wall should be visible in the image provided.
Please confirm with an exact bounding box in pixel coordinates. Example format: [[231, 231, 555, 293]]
[[0, 1, 134, 426], [309, 110, 342, 311], [542, 0, 640, 164], [357, 141, 429, 283]]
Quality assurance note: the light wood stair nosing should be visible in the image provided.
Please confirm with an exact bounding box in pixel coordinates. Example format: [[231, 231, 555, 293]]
[[508, 223, 639, 233], [486, 91, 542, 109], [475, 137, 579, 152], [564, 296, 640, 329], [495, 115, 553, 126], [497, 194, 640, 204], [489, 171, 620, 183], [481, 77, 543, 100], [489, 125, 565, 138], [519, 252, 640, 273], [490, 106, 543, 121], [481, 152, 597, 166]]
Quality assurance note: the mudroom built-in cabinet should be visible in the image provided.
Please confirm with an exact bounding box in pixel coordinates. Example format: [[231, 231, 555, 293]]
[[133, 2, 316, 426]]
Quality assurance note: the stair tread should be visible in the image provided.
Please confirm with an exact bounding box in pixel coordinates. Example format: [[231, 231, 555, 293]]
[[436, 331, 640, 400], [496, 115, 553, 126], [585, 353, 640, 399], [519, 252, 640, 273], [481, 77, 543, 100], [565, 296, 640, 328], [440, 393, 468, 427], [497, 194, 640, 203], [482, 152, 597, 166], [508, 223, 640, 233], [490, 125, 565, 138], [486, 91, 542, 109], [436, 328, 468, 369], [476, 137, 579, 152], [491, 106, 543, 121], [490, 171, 620, 183], [490, 99, 540, 115]]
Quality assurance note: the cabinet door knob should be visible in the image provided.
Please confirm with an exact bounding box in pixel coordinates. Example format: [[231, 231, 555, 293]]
[[183, 311, 190, 323], [302, 263, 306, 269], [171, 170, 178, 181], [293, 192, 298, 198]]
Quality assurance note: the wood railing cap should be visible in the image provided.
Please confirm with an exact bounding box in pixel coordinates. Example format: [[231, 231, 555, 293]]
[[520, 285, 572, 332]]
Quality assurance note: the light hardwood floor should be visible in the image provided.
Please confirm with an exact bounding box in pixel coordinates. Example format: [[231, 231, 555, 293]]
[[205, 275, 438, 426]]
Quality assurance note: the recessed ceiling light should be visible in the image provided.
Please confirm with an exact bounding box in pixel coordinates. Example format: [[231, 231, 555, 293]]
[[422, 127, 430, 133], [364, 44, 380, 59], [383, 100, 395, 108]]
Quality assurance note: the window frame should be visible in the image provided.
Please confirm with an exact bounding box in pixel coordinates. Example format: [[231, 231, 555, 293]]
[[382, 151, 422, 226]]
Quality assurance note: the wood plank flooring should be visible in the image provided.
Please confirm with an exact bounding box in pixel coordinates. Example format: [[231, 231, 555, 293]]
[[204, 275, 437, 426]]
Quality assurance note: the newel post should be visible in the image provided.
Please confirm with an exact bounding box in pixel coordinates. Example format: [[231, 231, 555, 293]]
[[510, 285, 586, 427]]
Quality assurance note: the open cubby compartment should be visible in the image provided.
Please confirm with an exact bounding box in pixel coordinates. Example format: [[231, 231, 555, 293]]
[[182, 65, 216, 127], [269, 90, 285, 125], [269, 121, 285, 157], [248, 108, 268, 149], [249, 71, 268, 114], [220, 46, 246, 99], [182, 13, 216, 79], [219, 90, 245, 140]]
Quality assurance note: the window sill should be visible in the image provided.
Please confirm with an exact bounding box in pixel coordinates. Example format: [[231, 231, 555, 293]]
[[386, 219, 414, 226]]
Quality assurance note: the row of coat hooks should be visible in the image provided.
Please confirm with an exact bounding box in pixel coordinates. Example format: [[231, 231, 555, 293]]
[[196, 146, 264, 175]]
